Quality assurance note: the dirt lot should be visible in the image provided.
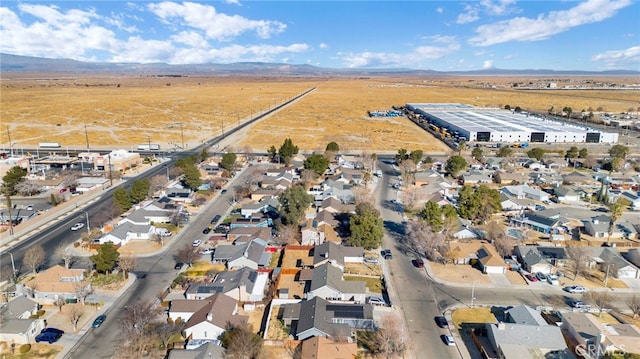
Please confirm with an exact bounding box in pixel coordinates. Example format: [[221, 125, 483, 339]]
[[430, 262, 492, 284], [3, 75, 637, 154]]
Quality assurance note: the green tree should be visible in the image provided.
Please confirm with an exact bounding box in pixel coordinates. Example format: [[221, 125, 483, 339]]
[[219, 323, 263, 359], [113, 187, 132, 212], [421, 201, 443, 232], [395, 148, 408, 163], [496, 146, 513, 158], [325, 142, 339, 152], [409, 149, 423, 165], [181, 165, 202, 190], [609, 144, 630, 159], [129, 178, 150, 204], [220, 152, 237, 171], [526, 148, 546, 161], [457, 185, 502, 223], [199, 148, 209, 162], [278, 138, 299, 165], [445, 156, 467, 177], [303, 153, 329, 178], [267, 145, 277, 161], [348, 202, 384, 250], [565, 146, 579, 159], [279, 185, 313, 225], [562, 106, 573, 118], [2, 166, 28, 195], [90, 242, 120, 273], [578, 148, 589, 158], [471, 147, 484, 162]]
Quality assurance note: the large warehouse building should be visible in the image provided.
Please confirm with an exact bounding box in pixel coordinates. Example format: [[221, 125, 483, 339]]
[[406, 103, 618, 144]]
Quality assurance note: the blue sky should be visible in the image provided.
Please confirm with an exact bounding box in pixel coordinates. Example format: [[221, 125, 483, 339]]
[[1, 0, 638, 71]]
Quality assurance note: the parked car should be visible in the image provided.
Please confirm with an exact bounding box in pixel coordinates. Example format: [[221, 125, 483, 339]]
[[221, 189, 227, 194], [202, 226, 212, 234], [199, 248, 214, 255], [414, 258, 425, 268], [70, 222, 85, 231], [382, 249, 392, 260], [564, 285, 586, 293], [92, 314, 106, 328], [364, 257, 379, 264], [442, 335, 456, 346], [174, 262, 184, 270], [367, 296, 386, 306], [569, 300, 591, 310], [546, 274, 560, 286], [41, 328, 64, 335], [525, 274, 538, 282], [35, 330, 63, 343], [535, 272, 547, 281], [435, 316, 448, 328], [192, 239, 202, 247], [210, 215, 221, 224]]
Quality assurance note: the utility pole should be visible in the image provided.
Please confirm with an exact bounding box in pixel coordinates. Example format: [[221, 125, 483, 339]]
[[221, 119, 225, 137], [107, 154, 113, 187], [180, 123, 185, 149], [6, 126, 13, 157], [84, 123, 90, 152]]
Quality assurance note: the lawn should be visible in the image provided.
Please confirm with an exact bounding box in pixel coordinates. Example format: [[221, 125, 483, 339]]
[[344, 275, 384, 294], [1, 346, 60, 359], [451, 307, 497, 329]]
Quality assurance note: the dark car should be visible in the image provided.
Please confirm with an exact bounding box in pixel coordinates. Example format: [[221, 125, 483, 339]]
[[435, 316, 448, 328], [414, 258, 425, 268], [41, 327, 64, 335], [210, 215, 222, 224], [221, 189, 227, 194], [35, 330, 62, 343], [381, 249, 392, 260], [202, 226, 212, 234], [92, 314, 106, 328], [174, 262, 183, 270]]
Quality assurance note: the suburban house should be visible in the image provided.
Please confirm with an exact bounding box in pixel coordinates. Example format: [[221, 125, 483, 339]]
[[181, 294, 249, 341], [300, 218, 327, 246], [250, 188, 281, 202], [19, 265, 91, 304], [320, 179, 355, 204], [281, 296, 374, 341], [165, 187, 194, 203], [510, 211, 570, 234], [502, 185, 551, 202], [120, 207, 172, 225], [212, 239, 271, 270], [305, 263, 367, 303], [312, 242, 364, 269], [587, 247, 639, 279], [583, 215, 637, 239], [0, 296, 44, 345], [452, 220, 482, 240], [553, 186, 581, 203], [499, 193, 530, 212], [461, 170, 492, 185], [561, 312, 640, 357], [97, 221, 155, 246], [514, 246, 567, 275], [229, 215, 270, 229], [619, 191, 640, 210], [477, 245, 508, 274], [184, 267, 269, 302], [485, 305, 572, 359], [226, 227, 272, 244], [167, 341, 225, 359], [240, 196, 279, 218], [300, 336, 358, 359], [318, 196, 352, 214], [336, 155, 364, 170]]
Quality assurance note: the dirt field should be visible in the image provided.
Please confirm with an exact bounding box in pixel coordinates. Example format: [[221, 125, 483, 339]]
[[2, 75, 637, 154]]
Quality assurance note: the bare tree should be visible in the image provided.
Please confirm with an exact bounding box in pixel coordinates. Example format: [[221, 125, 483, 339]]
[[403, 187, 424, 212], [24, 245, 45, 275], [57, 246, 75, 269], [72, 279, 92, 305], [353, 186, 375, 206], [583, 291, 612, 317], [118, 255, 136, 279], [114, 330, 162, 359], [406, 219, 446, 261], [15, 180, 42, 196], [360, 314, 409, 358], [55, 296, 65, 311], [177, 243, 198, 267], [275, 224, 300, 246], [68, 304, 83, 332], [398, 159, 416, 187], [220, 322, 264, 359], [628, 295, 640, 319], [566, 244, 590, 280], [120, 300, 163, 338], [148, 174, 168, 196], [150, 321, 185, 350], [299, 169, 316, 189]]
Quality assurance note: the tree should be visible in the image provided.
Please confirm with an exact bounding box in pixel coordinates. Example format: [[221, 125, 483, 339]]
[[15, 180, 42, 196], [578, 148, 589, 158], [220, 322, 263, 359], [275, 224, 301, 246], [420, 201, 443, 233], [129, 178, 150, 204], [565, 146, 579, 160], [609, 144, 630, 159], [279, 185, 313, 225], [181, 164, 202, 190], [177, 243, 198, 267], [347, 202, 384, 250], [565, 243, 588, 279], [278, 138, 299, 165], [148, 174, 168, 195], [398, 159, 416, 186], [267, 145, 277, 162], [610, 157, 624, 172], [526, 148, 546, 161], [406, 219, 446, 261], [627, 295, 640, 319], [409, 149, 423, 165], [113, 187, 132, 212], [68, 304, 83, 332], [359, 314, 408, 357], [220, 152, 237, 171], [608, 197, 626, 242], [24, 245, 45, 275], [583, 291, 612, 317], [395, 148, 408, 163], [119, 300, 163, 338], [90, 242, 120, 273], [496, 146, 513, 158], [118, 255, 136, 279], [562, 106, 573, 118], [73, 279, 92, 305], [57, 246, 75, 269], [303, 153, 329, 178], [325, 141, 340, 152], [471, 147, 484, 162], [2, 166, 28, 195], [199, 148, 209, 162], [445, 156, 467, 177], [457, 185, 502, 224]]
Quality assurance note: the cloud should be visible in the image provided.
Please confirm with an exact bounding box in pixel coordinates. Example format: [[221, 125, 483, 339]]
[[147, 1, 286, 41], [456, 4, 479, 24], [591, 46, 640, 69], [436, 7, 444, 14], [339, 41, 460, 68], [469, 0, 633, 46], [483, 60, 494, 69], [457, 0, 517, 24], [319, 43, 329, 49]]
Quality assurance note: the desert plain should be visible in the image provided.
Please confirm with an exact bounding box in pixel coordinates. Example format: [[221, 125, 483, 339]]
[[1, 74, 638, 154]]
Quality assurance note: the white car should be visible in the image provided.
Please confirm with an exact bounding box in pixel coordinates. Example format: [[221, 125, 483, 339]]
[[367, 296, 386, 306], [564, 285, 586, 293], [70, 223, 84, 231], [192, 239, 202, 247], [443, 335, 456, 346], [199, 248, 214, 255]]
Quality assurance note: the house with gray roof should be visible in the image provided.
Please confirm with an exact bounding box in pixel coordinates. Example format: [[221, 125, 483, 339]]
[[182, 294, 248, 341], [167, 341, 225, 359], [554, 186, 581, 203], [0, 296, 45, 344], [514, 245, 567, 275], [240, 196, 279, 219], [509, 211, 569, 234], [226, 227, 272, 244], [583, 215, 632, 239], [184, 267, 268, 302], [619, 191, 640, 210], [281, 296, 374, 341], [306, 263, 367, 303], [2, 295, 39, 319], [312, 242, 364, 269], [120, 207, 172, 225], [212, 239, 271, 270], [321, 179, 355, 204], [485, 305, 572, 359], [461, 170, 492, 185], [502, 184, 550, 202], [98, 221, 155, 246], [561, 311, 640, 357], [587, 247, 639, 279]]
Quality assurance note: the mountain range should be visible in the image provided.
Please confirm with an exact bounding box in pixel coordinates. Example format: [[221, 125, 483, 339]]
[[1, 53, 638, 76]]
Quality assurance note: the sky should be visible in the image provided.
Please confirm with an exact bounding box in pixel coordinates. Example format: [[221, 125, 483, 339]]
[[0, 0, 639, 71]]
